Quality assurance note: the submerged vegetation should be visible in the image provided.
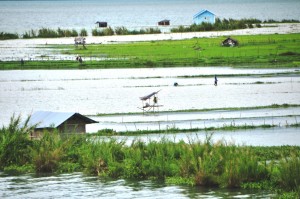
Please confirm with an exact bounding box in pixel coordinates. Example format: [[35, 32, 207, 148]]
[[95, 103, 300, 117], [0, 116, 299, 197]]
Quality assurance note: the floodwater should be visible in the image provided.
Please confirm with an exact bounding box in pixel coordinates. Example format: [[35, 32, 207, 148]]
[[1, 67, 299, 145], [1, 67, 299, 198], [90, 107, 300, 131], [0, 67, 300, 121], [0, 172, 274, 199], [107, 127, 300, 147], [0, 67, 300, 129]]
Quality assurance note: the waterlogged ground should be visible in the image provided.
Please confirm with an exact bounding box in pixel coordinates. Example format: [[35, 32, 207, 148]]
[[107, 127, 300, 147], [0, 67, 299, 198], [0, 172, 274, 199], [90, 107, 300, 132], [0, 67, 300, 134]]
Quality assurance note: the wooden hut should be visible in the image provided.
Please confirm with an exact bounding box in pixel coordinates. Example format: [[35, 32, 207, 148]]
[[158, 20, 170, 26], [222, 37, 239, 47], [95, 21, 108, 28], [28, 111, 98, 139], [193, 9, 216, 24]]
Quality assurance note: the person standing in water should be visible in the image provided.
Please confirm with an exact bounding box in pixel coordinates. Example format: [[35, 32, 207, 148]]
[[214, 75, 218, 86]]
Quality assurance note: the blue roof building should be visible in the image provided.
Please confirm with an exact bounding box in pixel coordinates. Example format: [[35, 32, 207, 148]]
[[193, 9, 216, 25], [28, 111, 98, 138]]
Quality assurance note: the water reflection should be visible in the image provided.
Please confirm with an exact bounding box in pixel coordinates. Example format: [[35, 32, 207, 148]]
[[0, 172, 274, 199]]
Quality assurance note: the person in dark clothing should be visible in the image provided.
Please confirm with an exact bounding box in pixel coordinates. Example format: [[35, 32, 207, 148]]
[[20, 58, 24, 66], [214, 75, 218, 86]]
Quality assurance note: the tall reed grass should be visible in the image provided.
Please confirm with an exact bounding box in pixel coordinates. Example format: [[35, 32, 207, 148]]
[[0, 116, 299, 197], [0, 115, 34, 169]]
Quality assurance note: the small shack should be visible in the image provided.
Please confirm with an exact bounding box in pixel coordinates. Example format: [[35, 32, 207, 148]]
[[28, 111, 98, 139], [158, 19, 170, 26], [193, 9, 216, 24], [222, 37, 239, 47], [95, 21, 108, 28]]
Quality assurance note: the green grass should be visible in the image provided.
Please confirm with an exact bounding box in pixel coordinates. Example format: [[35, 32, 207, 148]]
[[1, 33, 300, 69], [0, 116, 299, 197], [60, 33, 300, 67]]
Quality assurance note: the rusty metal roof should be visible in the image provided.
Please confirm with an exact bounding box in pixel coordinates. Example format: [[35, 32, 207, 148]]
[[28, 111, 98, 129]]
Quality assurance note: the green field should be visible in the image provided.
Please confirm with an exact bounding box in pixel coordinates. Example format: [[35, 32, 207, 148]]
[[1, 33, 300, 69]]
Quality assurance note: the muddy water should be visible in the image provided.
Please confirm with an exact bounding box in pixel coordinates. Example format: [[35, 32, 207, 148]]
[[0, 172, 274, 199]]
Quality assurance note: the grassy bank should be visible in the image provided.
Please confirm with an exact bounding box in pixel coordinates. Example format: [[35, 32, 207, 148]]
[[1, 33, 300, 69], [0, 116, 299, 197]]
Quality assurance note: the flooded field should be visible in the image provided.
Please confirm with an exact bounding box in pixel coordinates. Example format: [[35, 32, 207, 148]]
[[0, 172, 274, 199], [107, 127, 300, 147], [1, 67, 299, 198], [1, 67, 300, 133], [90, 107, 300, 131]]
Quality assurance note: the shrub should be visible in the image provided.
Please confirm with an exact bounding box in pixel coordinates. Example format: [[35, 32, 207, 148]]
[[80, 28, 88, 37], [30, 131, 63, 173], [0, 32, 19, 40], [277, 154, 300, 192], [0, 115, 34, 169]]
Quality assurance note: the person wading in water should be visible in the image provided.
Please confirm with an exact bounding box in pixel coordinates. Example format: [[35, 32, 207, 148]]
[[214, 75, 218, 86]]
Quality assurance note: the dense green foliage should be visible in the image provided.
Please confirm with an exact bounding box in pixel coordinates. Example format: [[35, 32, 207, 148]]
[[0, 116, 299, 197], [0, 115, 34, 168], [1, 33, 300, 69], [0, 32, 19, 40], [22, 28, 86, 38]]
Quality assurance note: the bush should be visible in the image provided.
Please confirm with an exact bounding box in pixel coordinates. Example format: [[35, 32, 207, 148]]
[[0, 115, 34, 169], [277, 154, 300, 192], [30, 131, 63, 173], [80, 28, 88, 37], [0, 32, 19, 40]]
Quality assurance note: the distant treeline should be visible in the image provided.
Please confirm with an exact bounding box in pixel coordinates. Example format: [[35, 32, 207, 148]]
[[171, 18, 262, 32], [22, 28, 88, 38], [170, 18, 300, 33], [0, 18, 299, 40], [92, 26, 161, 36], [0, 32, 19, 40]]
